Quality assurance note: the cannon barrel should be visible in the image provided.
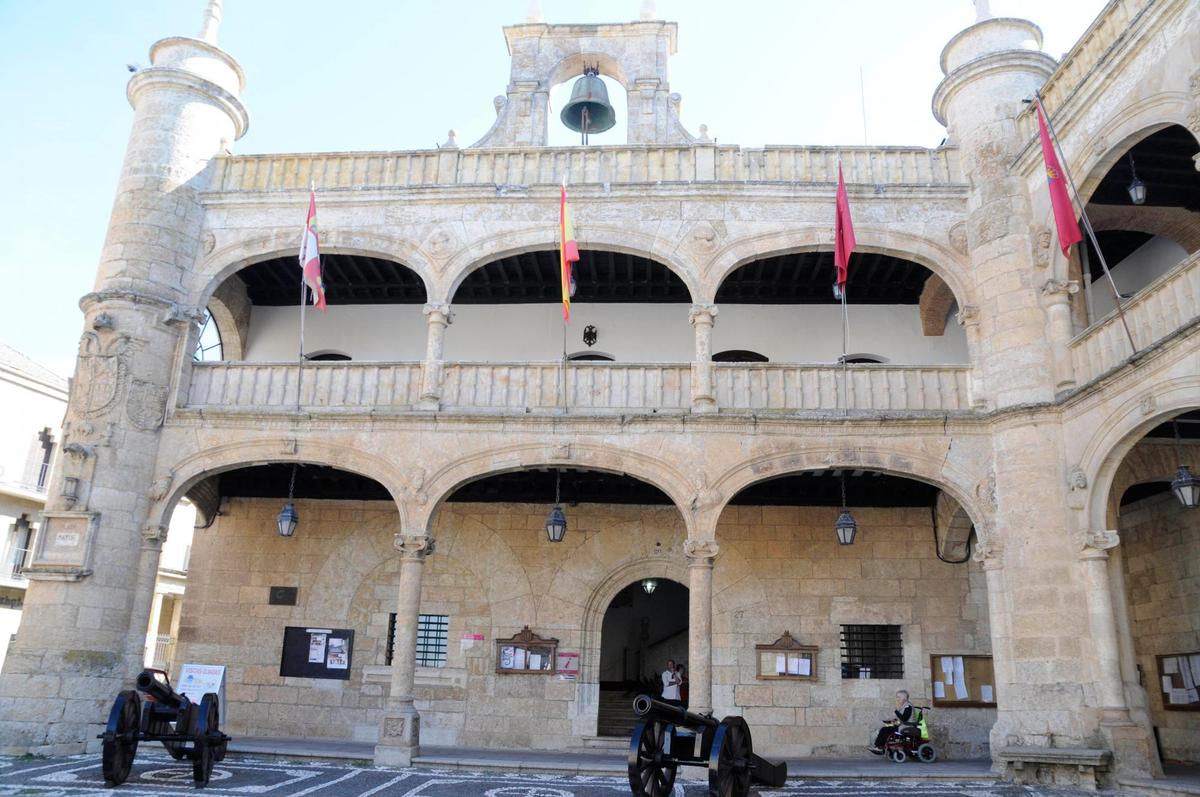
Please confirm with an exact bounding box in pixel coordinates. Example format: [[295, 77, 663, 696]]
[[135, 670, 190, 710], [632, 694, 718, 730]]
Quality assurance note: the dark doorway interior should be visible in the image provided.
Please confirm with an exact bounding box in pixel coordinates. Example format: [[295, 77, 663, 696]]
[[597, 579, 688, 737]]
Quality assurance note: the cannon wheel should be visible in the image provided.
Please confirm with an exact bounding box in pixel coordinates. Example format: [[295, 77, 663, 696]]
[[627, 719, 678, 797], [191, 694, 220, 787], [101, 690, 141, 787], [708, 716, 753, 797]]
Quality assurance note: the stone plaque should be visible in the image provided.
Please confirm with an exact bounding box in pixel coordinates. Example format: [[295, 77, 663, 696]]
[[26, 511, 99, 580], [269, 586, 298, 605]]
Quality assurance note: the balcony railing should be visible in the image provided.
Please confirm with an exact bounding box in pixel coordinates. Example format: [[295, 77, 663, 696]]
[[185, 361, 972, 414], [4, 545, 30, 581], [208, 144, 963, 195], [1070, 252, 1200, 385]]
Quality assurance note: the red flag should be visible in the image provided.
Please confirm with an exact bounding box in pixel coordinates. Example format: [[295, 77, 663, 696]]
[[299, 188, 327, 311], [1037, 104, 1082, 257], [834, 163, 856, 290], [559, 181, 580, 322]]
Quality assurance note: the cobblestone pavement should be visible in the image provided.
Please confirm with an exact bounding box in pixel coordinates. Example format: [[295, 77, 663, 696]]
[[0, 754, 1096, 797]]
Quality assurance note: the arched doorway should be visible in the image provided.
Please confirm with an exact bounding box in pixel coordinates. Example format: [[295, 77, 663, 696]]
[[597, 578, 688, 736]]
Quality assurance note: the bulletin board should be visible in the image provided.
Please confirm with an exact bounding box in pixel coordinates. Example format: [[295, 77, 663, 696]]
[[280, 626, 355, 680], [929, 654, 996, 708], [1156, 652, 1200, 711]]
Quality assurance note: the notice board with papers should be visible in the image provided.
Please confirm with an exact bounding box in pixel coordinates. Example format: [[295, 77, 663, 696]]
[[1156, 652, 1200, 711], [280, 626, 355, 680], [930, 654, 996, 708]]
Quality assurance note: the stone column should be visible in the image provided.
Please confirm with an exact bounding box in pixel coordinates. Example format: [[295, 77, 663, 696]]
[[684, 539, 718, 715], [142, 584, 166, 666], [1078, 531, 1126, 713], [375, 532, 433, 767], [974, 538, 1015, 756], [1041, 280, 1079, 392], [956, 305, 987, 408], [418, 303, 451, 411], [689, 304, 718, 414]]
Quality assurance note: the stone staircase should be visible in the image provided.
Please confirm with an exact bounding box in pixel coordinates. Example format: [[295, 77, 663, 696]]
[[596, 689, 640, 739]]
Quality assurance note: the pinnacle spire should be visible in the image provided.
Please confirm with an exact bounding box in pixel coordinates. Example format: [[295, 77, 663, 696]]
[[525, 0, 543, 23], [198, 0, 223, 44], [973, 0, 993, 22], [640, 0, 657, 20]]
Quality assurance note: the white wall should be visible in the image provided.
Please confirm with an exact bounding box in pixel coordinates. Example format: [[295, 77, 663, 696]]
[[1087, 235, 1188, 320], [244, 303, 969, 365], [0, 372, 67, 493], [160, 500, 197, 573]]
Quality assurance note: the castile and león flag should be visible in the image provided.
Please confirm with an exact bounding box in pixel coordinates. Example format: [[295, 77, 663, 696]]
[[299, 187, 327, 311], [560, 179, 580, 323]]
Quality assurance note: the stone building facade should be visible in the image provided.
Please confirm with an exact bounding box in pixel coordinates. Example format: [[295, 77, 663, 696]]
[[1, 0, 1199, 789]]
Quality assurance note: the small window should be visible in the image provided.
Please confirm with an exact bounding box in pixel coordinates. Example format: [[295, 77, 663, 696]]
[[387, 613, 449, 667], [567, 351, 615, 362], [841, 624, 903, 679], [841, 353, 888, 364], [193, 308, 223, 362], [713, 350, 769, 363], [306, 351, 352, 361]]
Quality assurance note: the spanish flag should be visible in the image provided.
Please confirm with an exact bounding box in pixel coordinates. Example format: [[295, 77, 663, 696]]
[[559, 180, 579, 322]]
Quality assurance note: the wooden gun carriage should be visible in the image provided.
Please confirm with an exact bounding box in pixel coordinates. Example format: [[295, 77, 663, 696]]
[[627, 694, 787, 797], [99, 669, 230, 788]]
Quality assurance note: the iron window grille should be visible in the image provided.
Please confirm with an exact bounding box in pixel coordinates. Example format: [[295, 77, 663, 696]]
[[840, 624, 903, 679], [387, 613, 449, 667]]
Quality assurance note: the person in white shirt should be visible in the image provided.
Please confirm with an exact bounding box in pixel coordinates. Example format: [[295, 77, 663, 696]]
[[661, 659, 682, 706]]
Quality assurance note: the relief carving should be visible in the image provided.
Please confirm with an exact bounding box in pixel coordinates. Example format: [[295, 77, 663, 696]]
[[683, 539, 719, 561], [947, 221, 968, 256], [1032, 227, 1053, 269], [74, 332, 133, 419], [126, 379, 169, 431]]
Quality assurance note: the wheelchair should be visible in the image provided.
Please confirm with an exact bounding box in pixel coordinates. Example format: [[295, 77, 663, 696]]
[[882, 706, 937, 763]]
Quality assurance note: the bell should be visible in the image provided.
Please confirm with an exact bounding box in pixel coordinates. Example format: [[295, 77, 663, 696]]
[[560, 68, 616, 138]]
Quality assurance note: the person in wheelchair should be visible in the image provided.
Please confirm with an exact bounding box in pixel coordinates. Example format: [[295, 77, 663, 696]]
[[868, 690, 917, 754]]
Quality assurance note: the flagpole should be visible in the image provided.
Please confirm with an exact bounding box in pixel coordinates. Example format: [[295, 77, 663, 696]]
[[1034, 92, 1137, 355], [840, 287, 849, 416], [297, 278, 307, 410]]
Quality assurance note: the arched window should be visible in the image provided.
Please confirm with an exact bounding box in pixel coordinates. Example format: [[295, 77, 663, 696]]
[[712, 350, 769, 363], [306, 351, 352, 362], [567, 352, 615, 362], [841, 354, 887, 364], [193, 308, 223, 362]]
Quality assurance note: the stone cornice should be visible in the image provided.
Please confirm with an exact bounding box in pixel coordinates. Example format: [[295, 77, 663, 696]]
[[127, 66, 249, 140], [932, 49, 1058, 126]]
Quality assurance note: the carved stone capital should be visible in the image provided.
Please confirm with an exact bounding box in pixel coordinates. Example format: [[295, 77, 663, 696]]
[[423, 303, 452, 326], [1040, 279, 1079, 300], [684, 539, 719, 563], [971, 538, 1004, 570], [141, 523, 169, 545], [955, 304, 980, 327], [394, 533, 434, 560], [161, 303, 205, 329], [1078, 529, 1119, 558], [689, 304, 718, 327]]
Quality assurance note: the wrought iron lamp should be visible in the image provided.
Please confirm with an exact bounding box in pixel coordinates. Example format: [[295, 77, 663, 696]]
[[641, 578, 658, 594], [1170, 419, 1200, 509], [545, 469, 567, 542], [1126, 154, 1146, 205], [835, 472, 857, 545], [276, 464, 299, 537]]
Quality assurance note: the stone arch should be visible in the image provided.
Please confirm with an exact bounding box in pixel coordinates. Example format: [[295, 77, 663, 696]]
[[1080, 376, 1200, 533], [547, 52, 632, 93], [205, 278, 249, 360], [439, 226, 701, 305], [1071, 97, 1198, 209], [413, 443, 699, 538], [699, 226, 972, 310], [919, 275, 957, 336], [707, 443, 990, 542], [1107, 439, 1200, 524], [149, 437, 412, 532], [189, 229, 437, 310], [1086, 206, 1200, 254]]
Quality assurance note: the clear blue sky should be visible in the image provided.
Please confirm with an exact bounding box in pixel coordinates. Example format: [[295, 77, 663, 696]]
[[0, 0, 1105, 376]]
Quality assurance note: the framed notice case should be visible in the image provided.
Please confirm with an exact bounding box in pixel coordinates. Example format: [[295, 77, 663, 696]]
[[280, 626, 355, 680], [929, 654, 996, 708], [495, 626, 558, 674]]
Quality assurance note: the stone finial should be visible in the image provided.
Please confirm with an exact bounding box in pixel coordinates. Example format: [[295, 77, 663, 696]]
[[697, 124, 711, 143], [198, 0, 223, 45], [525, 0, 544, 22], [640, 0, 657, 20], [442, 129, 459, 149], [973, 0, 992, 22]]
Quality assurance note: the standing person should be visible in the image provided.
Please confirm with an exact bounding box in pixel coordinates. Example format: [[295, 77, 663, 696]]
[[868, 690, 913, 754], [678, 664, 689, 709], [661, 659, 682, 706]]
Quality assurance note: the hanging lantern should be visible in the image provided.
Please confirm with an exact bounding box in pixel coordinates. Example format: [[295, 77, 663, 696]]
[[545, 469, 568, 542], [1171, 465, 1200, 509], [1126, 155, 1146, 205], [277, 463, 299, 537], [641, 578, 658, 594], [835, 509, 857, 545]]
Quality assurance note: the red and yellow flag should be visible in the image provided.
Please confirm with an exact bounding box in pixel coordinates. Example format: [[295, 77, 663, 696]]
[[1036, 103, 1082, 257], [559, 180, 579, 322], [299, 188, 327, 311]]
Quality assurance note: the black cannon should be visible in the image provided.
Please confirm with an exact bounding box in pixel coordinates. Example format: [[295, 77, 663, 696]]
[[99, 669, 230, 788], [627, 694, 786, 797]]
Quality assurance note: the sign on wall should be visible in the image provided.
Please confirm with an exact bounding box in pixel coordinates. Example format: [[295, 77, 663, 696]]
[[280, 626, 355, 680]]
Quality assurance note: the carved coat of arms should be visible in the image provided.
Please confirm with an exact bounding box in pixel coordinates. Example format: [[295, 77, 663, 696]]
[[74, 333, 129, 418], [126, 379, 169, 430]]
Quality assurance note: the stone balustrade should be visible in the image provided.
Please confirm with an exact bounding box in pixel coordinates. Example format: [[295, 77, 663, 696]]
[[1069, 251, 1200, 385], [207, 144, 962, 194], [184, 360, 974, 414]]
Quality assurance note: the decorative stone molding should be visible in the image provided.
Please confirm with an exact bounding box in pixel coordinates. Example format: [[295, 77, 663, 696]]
[[149, 472, 174, 503], [1067, 466, 1087, 491], [1041, 279, 1079, 300], [948, 221, 968, 256], [394, 533, 434, 560], [92, 313, 115, 331], [423, 303, 452, 325], [971, 538, 1004, 570], [955, 304, 980, 327], [201, 230, 217, 254], [684, 539, 719, 563], [400, 467, 430, 509], [1078, 529, 1119, 558], [126, 379, 170, 431], [141, 524, 169, 545], [1032, 227, 1053, 269], [422, 229, 458, 262], [161, 303, 205, 329], [1139, 394, 1156, 416], [688, 304, 718, 326]]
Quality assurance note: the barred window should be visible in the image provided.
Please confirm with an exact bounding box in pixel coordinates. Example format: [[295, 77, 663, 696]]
[[840, 624, 903, 679], [387, 613, 449, 668]]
